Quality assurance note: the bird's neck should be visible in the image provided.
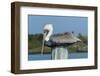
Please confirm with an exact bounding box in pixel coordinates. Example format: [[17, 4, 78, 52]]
[[45, 30, 53, 42]]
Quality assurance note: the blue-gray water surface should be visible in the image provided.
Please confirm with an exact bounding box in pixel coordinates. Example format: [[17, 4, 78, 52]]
[[28, 52, 88, 61]]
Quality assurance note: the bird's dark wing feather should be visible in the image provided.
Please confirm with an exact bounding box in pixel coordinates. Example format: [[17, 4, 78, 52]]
[[44, 40, 75, 47], [45, 32, 81, 47]]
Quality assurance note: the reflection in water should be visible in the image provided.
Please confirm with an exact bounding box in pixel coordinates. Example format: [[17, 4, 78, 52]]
[[52, 47, 68, 59], [28, 52, 88, 61]]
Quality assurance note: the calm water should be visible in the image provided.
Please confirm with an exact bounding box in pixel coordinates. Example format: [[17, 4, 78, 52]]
[[28, 52, 88, 61]]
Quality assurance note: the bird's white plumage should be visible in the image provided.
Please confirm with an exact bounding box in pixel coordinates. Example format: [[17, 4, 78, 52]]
[[41, 24, 53, 54], [43, 24, 53, 41], [43, 24, 53, 31]]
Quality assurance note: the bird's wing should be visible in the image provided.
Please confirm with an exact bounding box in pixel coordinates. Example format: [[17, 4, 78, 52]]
[[51, 33, 81, 44]]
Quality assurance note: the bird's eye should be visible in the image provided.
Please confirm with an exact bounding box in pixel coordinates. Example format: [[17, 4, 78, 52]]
[[44, 30, 49, 35], [44, 30, 48, 33]]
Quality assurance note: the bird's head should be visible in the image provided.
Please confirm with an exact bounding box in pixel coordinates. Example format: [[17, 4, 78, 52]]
[[43, 24, 53, 41]]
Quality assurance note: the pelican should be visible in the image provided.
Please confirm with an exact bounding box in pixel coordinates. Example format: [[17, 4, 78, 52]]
[[41, 24, 81, 59]]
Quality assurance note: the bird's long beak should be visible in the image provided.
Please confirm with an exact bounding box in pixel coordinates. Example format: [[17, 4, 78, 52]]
[[41, 32, 46, 55]]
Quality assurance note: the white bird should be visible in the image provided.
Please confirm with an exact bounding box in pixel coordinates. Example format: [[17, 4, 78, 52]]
[[41, 24, 81, 59]]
